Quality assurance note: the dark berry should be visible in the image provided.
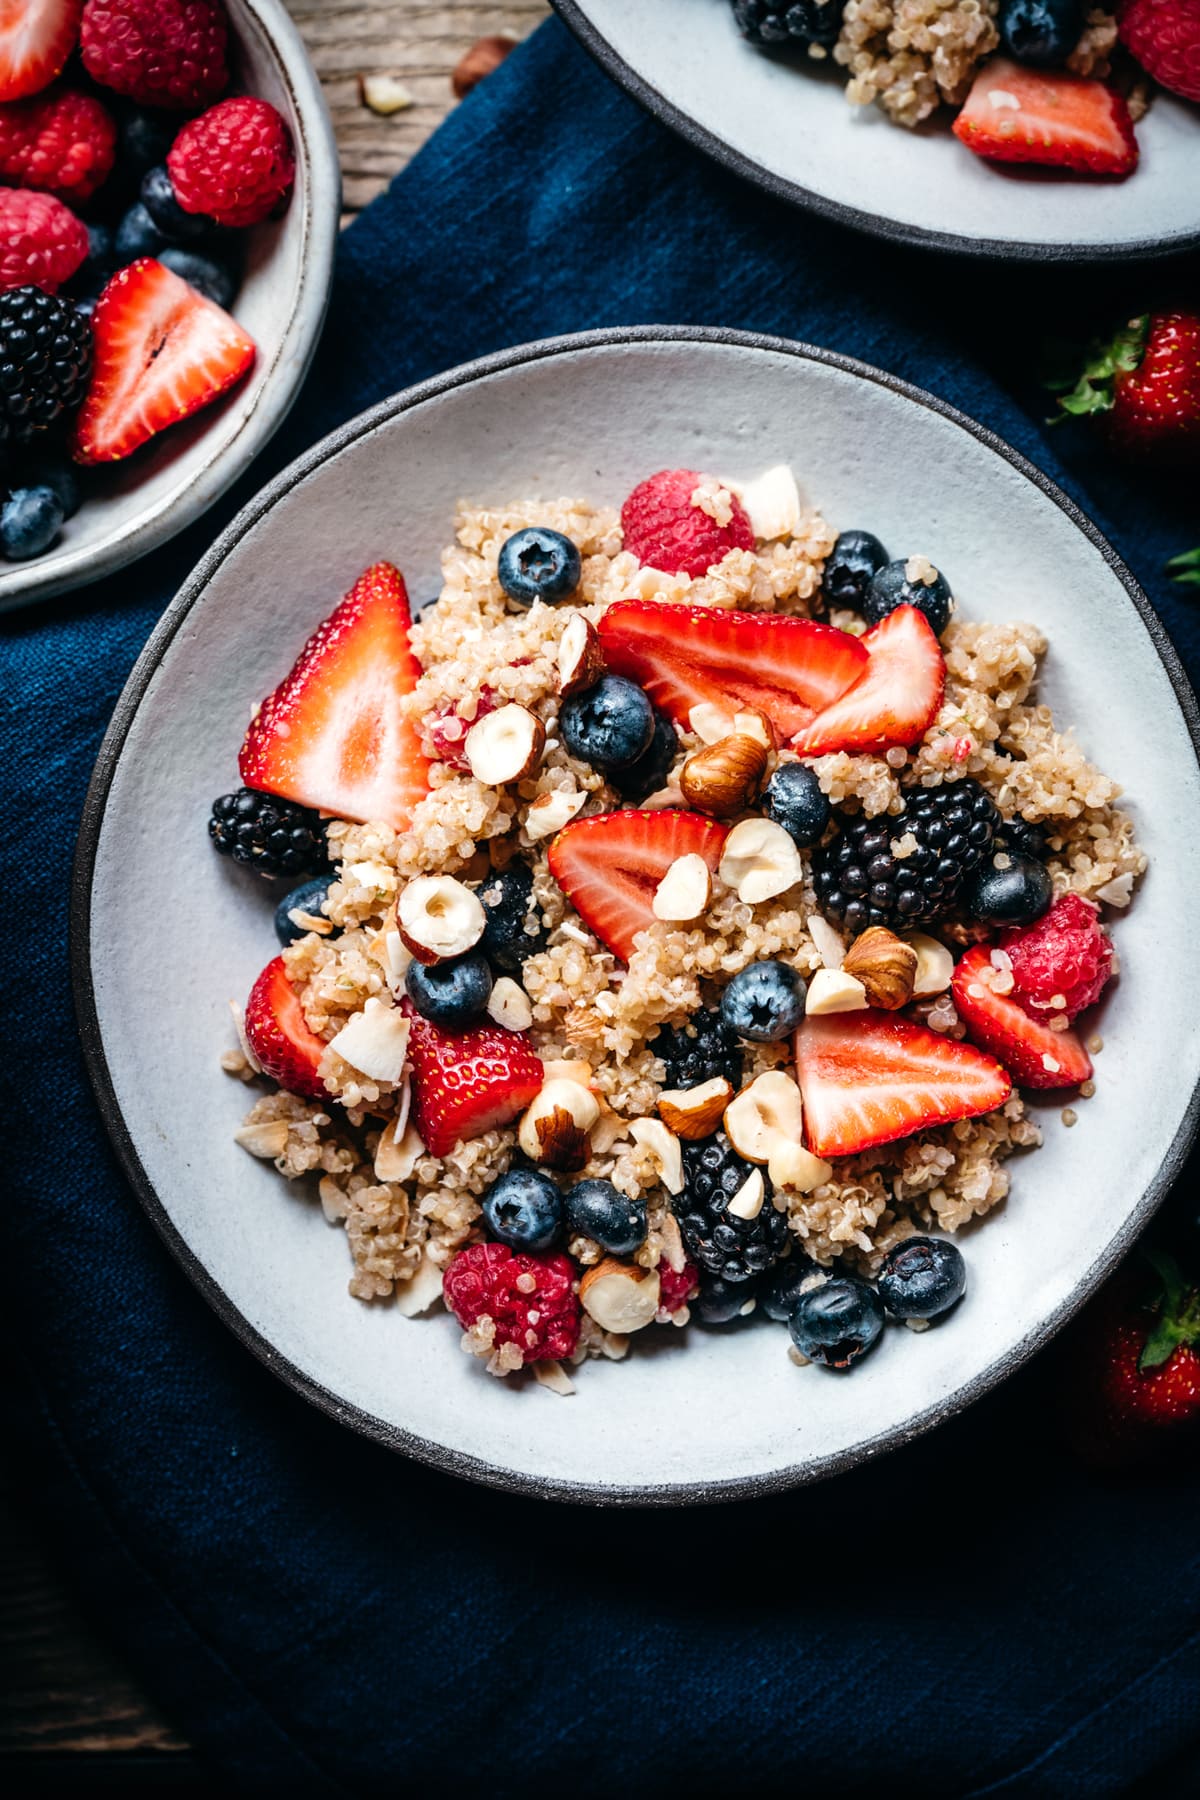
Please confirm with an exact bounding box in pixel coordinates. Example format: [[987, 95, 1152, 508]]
[[652, 1010, 743, 1090], [563, 1178, 647, 1256], [25, 455, 80, 519], [877, 1236, 966, 1321], [118, 106, 178, 180], [994, 814, 1049, 863], [114, 201, 167, 262], [732, 0, 846, 47], [720, 960, 806, 1043], [477, 862, 548, 973], [0, 485, 63, 559], [496, 526, 581, 605], [864, 559, 954, 636], [159, 246, 237, 309], [759, 1252, 824, 1323], [141, 164, 210, 241], [693, 1273, 758, 1325], [405, 952, 493, 1029], [763, 762, 830, 847], [676, 1132, 786, 1284], [208, 788, 329, 880], [813, 777, 1001, 934], [963, 851, 1053, 927], [0, 288, 92, 449], [611, 709, 679, 803], [823, 528, 888, 610], [481, 1169, 563, 1255], [72, 221, 117, 299], [999, 0, 1083, 67], [274, 876, 335, 947], [788, 1274, 884, 1369], [560, 674, 654, 772]]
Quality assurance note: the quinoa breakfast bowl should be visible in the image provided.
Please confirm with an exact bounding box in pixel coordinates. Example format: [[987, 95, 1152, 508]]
[[74, 328, 1200, 1501]]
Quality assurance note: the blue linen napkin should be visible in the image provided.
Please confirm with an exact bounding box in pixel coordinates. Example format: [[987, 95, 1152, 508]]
[[4, 17, 1199, 1794]]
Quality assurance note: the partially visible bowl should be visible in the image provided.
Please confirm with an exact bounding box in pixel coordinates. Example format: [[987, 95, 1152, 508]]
[[0, 0, 339, 615]]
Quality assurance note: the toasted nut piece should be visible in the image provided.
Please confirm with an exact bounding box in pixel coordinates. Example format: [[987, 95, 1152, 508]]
[[733, 709, 773, 748], [908, 932, 956, 997], [733, 464, 802, 541], [393, 1251, 444, 1317], [652, 852, 712, 922], [688, 701, 735, 744], [465, 702, 546, 786], [328, 999, 411, 1083], [517, 1077, 600, 1170], [525, 785, 587, 841], [487, 975, 532, 1031], [359, 73, 414, 114], [234, 1119, 290, 1159], [628, 1116, 684, 1194], [398, 873, 486, 964], [805, 967, 869, 1015], [718, 816, 805, 905], [532, 1360, 576, 1396], [843, 926, 918, 1010], [727, 1168, 766, 1220], [807, 914, 845, 970], [724, 1070, 806, 1164], [767, 1139, 832, 1193], [657, 1075, 733, 1139], [579, 1259, 661, 1334], [680, 733, 769, 818], [557, 614, 604, 698], [452, 32, 515, 97]]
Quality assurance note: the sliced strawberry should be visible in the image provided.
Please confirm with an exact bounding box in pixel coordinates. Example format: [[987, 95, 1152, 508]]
[[71, 257, 255, 463], [239, 562, 430, 832], [952, 946, 1093, 1089], [244, 955, 327, 1101], [598, 600, 868, 740], [790, 605, 944, 756], [547, 808, 727, 962], [402, 1001, 544, 1158], [952, 58, 1138, 178], [0, 0, 82, 102], [794, 1009, 1011, 1158]]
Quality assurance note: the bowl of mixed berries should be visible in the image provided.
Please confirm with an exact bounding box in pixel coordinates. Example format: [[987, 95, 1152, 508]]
[[0, 0, 338, 610]]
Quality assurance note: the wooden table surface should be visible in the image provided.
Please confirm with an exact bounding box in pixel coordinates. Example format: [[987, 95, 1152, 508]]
[[0, 2, 548, 1782]]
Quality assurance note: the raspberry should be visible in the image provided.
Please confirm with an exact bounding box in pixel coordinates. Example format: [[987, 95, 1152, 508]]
[[1118, 0, 1200, 104], [168, 96, 294, 228], [427, 688, 497, 767], [0, 189, 87, 292], [0, 89, 116, 203], [1003, 893, 1113, 1022], [442, 1242, 581, 1368], [80, 0, 229, 111], [621, 468, 755, 579], [656, 1259, 700, 1316]]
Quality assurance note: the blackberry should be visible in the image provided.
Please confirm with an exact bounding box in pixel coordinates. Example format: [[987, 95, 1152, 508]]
[[676, 1133, 786, 1284], [208, 787, 329, 879], [994, 813, 1049, 863], [732, 0, 846, 46], [0, 288, 92, 447], [813, 777, 1001, 934], [652, 1010, 743, 1091]]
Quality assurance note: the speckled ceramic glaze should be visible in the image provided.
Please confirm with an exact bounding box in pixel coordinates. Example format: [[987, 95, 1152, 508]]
[[554, 0, 1200, 260], [0, 0, 339, 614], [74, 329, 1200, 1503]]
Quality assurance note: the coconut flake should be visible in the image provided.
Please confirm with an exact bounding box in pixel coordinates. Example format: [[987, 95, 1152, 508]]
[[328, 999, 410, 1083]]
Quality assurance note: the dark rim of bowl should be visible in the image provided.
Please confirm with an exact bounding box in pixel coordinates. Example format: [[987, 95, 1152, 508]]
[[550, 0, 1200, 264], [71, 325, 1200, 1506]]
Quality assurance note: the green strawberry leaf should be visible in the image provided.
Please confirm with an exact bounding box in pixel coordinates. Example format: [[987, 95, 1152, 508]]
[[1167, 548, 1200, 591], [1139, 1315, 1183, 1372], [1048, 316, 1148, 421], [1137, 1249, 1200, 1370]]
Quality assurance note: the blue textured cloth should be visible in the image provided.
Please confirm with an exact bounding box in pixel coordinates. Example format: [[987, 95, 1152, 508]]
[[4, 19, 1200, 1795]]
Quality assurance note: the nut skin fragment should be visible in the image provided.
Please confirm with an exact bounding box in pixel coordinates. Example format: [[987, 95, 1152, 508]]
[[487, 976, 532, 1031], [652, 852, 712, 923], [843, 927, 918, 1011], [579, 1259, 661, 1334], [525, 787, 586, 840], [719, 817, 805, 905], [557, 614, 605, 698], [805, 967, 869, 1015], [398, 874, 486, 965], [464, 702, 546, 786], [907, 932, 955, 997], [517, 1078, 600, 1170], [452, 33, 515, 98], [680, 733, 769, 818], [657, 1076, 734, 1140]]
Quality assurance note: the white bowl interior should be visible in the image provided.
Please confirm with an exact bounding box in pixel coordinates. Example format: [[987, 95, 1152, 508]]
[[560, 0, 1200, 256], [83, 335, 1200, 1499]]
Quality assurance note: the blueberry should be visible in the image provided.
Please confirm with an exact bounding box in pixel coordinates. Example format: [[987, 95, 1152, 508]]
[[964, 852, 1053, 927], [481, 1168, 562, 1254], [693, 1273, 758, 1326], [720, 960, 807, 1043], [405, 952, 493, 1029], [71, 221, 117, 299], [823, 528, 888, 610], [115, 201, 167, 262], [611, 709, 679, 803], [274, 876, 335, 946], [763, 763, 830, 848], [759, 1253, 824, 1323], [563, 1178, 647, 1256], [0, 485, 64, 559], [497, 527, 581, 605], [141, 165, 209, 241], [999, 0, 1083, 66], [788, 1275, 884, 1369], [477, 862, 547, 973], [159, 247, 238, 309], [118, 106, 178, 180], [877, 1236, 966, 1321], [25, 456, 80, 519], [864, 559, 954, 636], [560, 674, 654, 772]]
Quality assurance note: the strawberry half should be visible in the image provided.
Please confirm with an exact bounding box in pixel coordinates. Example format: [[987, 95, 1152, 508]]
[[0, 0, 82, 102], [952, 58, 1138, 178], [547, 808, 727, 962], [71, 257, 255, 463], [401, 1001, 544, 1158], [244, 955, 328, 1101], [794, 1009, 1012, 1159], [239, 562, 430, 832], [790, 605, 944, 756], [597, 600, 868, 740], [952, 945, 1093, 1089]]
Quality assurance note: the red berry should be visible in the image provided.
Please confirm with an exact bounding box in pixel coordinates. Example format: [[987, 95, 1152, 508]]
[[656, 1258, 699, 1315], [428, 688, 497, 768], [1054, 312, 1200, 466], [952, 59, 1138, 178], [402, 1003, 544, 1158], [0, 87, 116, 203], [442, 1241, 581, 1366], [1064, 1253, 1200, 1468], [1002, 893, 1113, 1023], [1118, 0, 1200, 103], [243, 955, 328, 1101], [167, 95, 294, 228], [80, 0, 228, 111], [0, 186, 86, 291], [621, 468, 755, 578], [0, 0, 83, 104]]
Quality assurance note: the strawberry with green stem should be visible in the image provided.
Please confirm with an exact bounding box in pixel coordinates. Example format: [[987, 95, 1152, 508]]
[[1167, 547, 1200, 590], [1066, 1250, 1200, 1469], [1048, 311, 1200, 465]]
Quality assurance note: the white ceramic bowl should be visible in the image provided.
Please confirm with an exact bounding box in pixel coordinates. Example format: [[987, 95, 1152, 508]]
[[554, 0, 1200, 260], [74, 328, 1200, 1503], [0, 0, 339, 614]]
